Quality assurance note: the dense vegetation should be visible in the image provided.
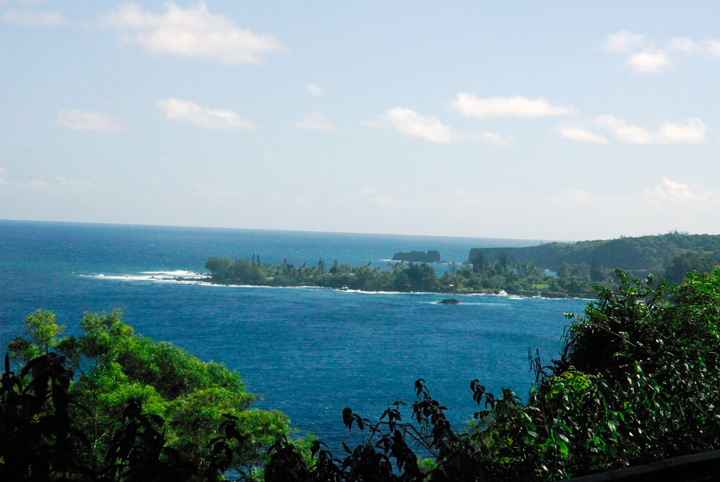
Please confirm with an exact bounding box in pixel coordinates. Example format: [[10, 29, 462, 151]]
[[1, 311, 290, 481], [4, 268, 720, 480], [468, 231, 720, 282], [203, 254, 609, 298], [203, 233, 719, 298]]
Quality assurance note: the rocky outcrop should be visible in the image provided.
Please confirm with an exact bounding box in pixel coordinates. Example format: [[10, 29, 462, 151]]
[[392, 250, 441, 263], [439, 298, 460, 305]]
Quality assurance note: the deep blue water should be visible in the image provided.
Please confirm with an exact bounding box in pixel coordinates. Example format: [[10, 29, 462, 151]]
[[0, 220, 589, 448]]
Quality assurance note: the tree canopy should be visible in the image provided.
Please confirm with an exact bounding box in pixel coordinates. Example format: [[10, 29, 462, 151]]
[[2, 310, 290, 481], [468, 231, 720, 280], [203, 255, 610, 298]]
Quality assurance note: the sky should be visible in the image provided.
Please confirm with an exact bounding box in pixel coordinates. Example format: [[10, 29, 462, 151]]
[[1, 1, 719, 241]]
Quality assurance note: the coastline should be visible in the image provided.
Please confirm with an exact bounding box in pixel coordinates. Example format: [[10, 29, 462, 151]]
[[86, 270, 598, 300]]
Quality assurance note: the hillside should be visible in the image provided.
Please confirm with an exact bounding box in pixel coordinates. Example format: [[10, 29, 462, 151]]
[[468, 232, 720, 279]]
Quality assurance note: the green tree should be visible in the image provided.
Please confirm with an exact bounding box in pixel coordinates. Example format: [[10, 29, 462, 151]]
[[8, 310, 65, 361], [205, 256, 232, 282], [663, 250, 715, 285], [5, 310, 290, 481], [471, 253, 485, 272]]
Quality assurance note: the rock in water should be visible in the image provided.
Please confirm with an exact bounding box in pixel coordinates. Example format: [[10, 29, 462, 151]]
[[439, 298, 460, 305], [392, 250, 441, 263]]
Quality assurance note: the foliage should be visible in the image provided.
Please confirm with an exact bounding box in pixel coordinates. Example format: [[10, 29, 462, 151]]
[[204, 254, 608, 298], [553, 269, 720, 464], [7, 310, 65, 362], [663, 251, 716, 285], [204, 232, 720, 297], [2, 310, 290, 481], [0, 352, 78, 481], [468, 231, 720, 280], [205, 228, 720, 297]]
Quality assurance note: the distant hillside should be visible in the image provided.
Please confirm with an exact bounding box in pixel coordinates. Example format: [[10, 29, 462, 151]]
[[468, 232, 720, 279]]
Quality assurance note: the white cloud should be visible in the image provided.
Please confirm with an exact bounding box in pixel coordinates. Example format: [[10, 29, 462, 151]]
[[668, 37, 720, 58], [704, 39, 720, 57], [641, 177, 720, 211], [595, 115, 706, 144], [57, 110, 128, 132], [558, 125, 608, 144], [375, 107, 455, 143], [641, 177, 697, 207], [626, 49, 672, 74], [291, 112, 337, 132], [3, 9, 65, 26], [604, 31, 720, 73], [100, 2, 286, 64], [370, 107, 510, 144], [603, 30, 647, 53], [543, 178, 720, 238], [305, 83, 324, 97], [452, 93, 572, 119], [157, 98, 255, 130], [668, 37, 697, 53]]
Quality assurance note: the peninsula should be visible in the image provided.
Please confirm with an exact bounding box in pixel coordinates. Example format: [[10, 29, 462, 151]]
[[201, 232, 720, 298]]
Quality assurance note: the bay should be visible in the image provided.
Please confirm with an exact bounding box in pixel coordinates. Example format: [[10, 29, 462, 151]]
[[0, 220, 589, 448]]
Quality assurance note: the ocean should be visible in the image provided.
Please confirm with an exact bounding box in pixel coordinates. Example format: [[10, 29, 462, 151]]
[[0, 220, 589, 448]]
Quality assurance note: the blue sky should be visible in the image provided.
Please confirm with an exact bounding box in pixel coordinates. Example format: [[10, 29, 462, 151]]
[[1, 1, 719, 240]]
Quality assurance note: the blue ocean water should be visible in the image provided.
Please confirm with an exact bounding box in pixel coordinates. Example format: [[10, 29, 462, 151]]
[[0, 220, 589, 448]]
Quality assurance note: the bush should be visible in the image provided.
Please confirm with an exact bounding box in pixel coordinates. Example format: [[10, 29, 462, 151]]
[[2, 310, 290, 481]]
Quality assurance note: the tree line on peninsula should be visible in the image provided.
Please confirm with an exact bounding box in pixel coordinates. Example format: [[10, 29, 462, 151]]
[[203, 232, 720, 298]]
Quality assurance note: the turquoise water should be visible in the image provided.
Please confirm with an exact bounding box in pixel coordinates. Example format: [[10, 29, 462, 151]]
[[0, 220, 589, 447]]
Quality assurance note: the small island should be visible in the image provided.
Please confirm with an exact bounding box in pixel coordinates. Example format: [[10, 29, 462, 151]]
[[392, 250, 441, 263]]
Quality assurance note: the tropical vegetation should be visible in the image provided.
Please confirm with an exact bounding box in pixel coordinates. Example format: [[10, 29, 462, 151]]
[[468, 231, 720, 282], [202, 232, 719, 298], [1, 310, 289, 481], [203, 252, 618, 298]]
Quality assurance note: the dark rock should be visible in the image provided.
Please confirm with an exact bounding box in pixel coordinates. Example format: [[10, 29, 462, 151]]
[[392, 250, 441, 263], [439, 298, 460, 305]]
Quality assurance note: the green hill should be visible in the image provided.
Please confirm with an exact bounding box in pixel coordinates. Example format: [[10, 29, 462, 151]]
[[468, 232, 720, 281]]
